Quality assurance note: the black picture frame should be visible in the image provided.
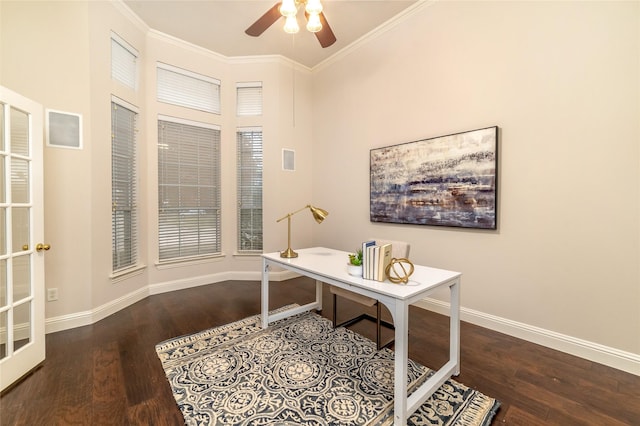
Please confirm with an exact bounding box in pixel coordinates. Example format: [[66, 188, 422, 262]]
[[370, 126, 498, 229]]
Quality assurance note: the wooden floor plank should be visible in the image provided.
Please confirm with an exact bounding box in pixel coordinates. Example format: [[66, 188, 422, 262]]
[[1, 277, 638, 425]]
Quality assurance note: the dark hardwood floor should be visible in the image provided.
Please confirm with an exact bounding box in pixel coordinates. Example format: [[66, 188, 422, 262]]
[[2, 277, 639, 425]]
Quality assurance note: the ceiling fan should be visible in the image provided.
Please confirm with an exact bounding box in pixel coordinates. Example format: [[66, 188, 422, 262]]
[[245, 0, 337, 48]]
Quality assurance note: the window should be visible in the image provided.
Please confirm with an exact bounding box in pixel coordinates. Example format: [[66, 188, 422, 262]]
[[158, 117, 221, 260], [111, 99, 138, 271], [157, 63, 221, 114], [111, 33, 138, 90], [237, 128, 263, 252], [236, 82, 262, 116]]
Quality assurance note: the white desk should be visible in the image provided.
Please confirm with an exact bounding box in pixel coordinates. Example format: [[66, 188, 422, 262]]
[[261, 247, 461, 426]]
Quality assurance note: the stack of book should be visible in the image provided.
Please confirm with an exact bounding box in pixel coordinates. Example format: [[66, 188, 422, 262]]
[[361, 240, 393, 281]]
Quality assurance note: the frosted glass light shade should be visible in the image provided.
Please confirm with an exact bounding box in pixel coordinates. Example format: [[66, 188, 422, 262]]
[[305, 0, 323, 14], [284, 15, 300, 34], [306, 12, 322, 33], [279, 0, 297, 17]]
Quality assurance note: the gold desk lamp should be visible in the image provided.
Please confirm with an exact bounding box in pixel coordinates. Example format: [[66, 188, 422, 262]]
[[277, 204, 328, 258]]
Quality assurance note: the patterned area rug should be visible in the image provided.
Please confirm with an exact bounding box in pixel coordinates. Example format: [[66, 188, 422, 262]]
[[156, 309, 500, 425]]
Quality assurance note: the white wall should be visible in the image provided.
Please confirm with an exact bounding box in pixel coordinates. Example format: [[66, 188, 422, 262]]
[[1, 1, 94, 317], [312, 0, 640, 365], [0, 1, 314, 324], [1, 0, 638, 374]]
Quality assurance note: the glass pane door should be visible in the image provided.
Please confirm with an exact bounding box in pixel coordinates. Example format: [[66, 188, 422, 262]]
[[0, 86, 45, 391]]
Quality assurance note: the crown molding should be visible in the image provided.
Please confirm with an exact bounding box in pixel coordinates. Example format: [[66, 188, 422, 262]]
[[114, 0, 310, 71], [147, 29, 312, 72], [112, 0, 149, 32], [114, 0, 430, 74], [147, 28, 230, 62], [312, 0, 436, 73]]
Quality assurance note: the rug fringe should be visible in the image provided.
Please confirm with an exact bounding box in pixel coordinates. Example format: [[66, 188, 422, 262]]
[[450, 390, 501, 426]]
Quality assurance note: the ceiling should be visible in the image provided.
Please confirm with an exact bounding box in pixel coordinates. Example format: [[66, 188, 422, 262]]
[[123, 0, 419, 68]]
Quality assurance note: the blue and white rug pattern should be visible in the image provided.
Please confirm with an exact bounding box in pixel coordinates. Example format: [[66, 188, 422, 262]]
[[156, 310, 499, 425]]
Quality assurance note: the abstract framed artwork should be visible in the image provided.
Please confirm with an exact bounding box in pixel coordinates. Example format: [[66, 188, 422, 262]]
[[370, 126, 498, 229]]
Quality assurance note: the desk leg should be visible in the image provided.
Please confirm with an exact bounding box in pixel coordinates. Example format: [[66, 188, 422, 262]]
[[393, 302, 409, 425], [261, 259, 269, 329], [450, 278, 461, 375], [315, 280, 323, 312]]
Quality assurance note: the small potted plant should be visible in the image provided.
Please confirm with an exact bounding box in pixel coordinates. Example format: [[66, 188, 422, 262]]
[[347, 249, 363, 276]]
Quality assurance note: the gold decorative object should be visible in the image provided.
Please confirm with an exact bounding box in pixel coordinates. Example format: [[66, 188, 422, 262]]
[[384, 258, 414, 284], [276, 204, 328, 258]]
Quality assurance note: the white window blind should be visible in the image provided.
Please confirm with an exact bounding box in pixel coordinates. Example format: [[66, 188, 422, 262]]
[[237, 128, 263, 252], [158, 117, 221, 260], [111, 33, 138, 90], [157, 63, 221, 114], [237, 82, 263, 116], [111, 100, 138, 271]]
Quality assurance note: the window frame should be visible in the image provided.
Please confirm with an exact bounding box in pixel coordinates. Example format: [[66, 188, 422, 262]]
[[156, 63, 221, 114], [110, 32, 138, 91], [236, 82, 263, 117], [236, 127, 263, 253], [111, 97, 139, 273], [157, 115, 222, 262]]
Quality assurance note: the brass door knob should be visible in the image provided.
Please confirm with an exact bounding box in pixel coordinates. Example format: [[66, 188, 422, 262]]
[[36, 243, 51, 252]]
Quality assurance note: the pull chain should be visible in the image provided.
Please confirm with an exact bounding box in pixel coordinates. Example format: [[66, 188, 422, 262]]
[[291, 33, 296, 128]]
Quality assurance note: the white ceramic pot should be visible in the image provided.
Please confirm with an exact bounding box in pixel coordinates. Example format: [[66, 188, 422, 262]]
[[347, 264, 363, 277]]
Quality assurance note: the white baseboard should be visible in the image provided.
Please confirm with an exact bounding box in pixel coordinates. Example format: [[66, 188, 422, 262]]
[[148, 269, 299, 295], [45, 286, 149, 334], [414, 297, 640, 376], [45, 309, 94, 334], [44, 274, 639, 376], [45, 269, 299, 333], [148, 271, 238, 295]]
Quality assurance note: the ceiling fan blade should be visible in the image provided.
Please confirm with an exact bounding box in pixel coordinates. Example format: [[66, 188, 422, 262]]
[[245, 2, 282, 37], [306, 11, 336, 48]]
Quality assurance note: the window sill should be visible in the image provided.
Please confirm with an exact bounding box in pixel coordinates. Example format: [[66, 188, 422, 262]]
[[110, 264, 146, 283], [233, 251, 263, 258], [155, 253, 226, 270]]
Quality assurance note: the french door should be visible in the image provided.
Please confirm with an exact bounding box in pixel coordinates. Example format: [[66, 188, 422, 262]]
[[0, 86, 46, 392]]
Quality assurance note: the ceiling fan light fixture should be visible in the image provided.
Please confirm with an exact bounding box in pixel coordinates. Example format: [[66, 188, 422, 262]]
[[283, 15, 300, 34], [306, 12, 322, 33], [245, 0, 336, 48], [305, 0, 323, 15], [279, 0, 298, 17]]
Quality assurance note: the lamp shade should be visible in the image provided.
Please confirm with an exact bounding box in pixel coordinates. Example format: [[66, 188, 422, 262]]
[[283, 15, 300, 34], [279, 0, 298, 17], [305, 0, 323, 15], [309, 205, 328, 223], [306, 12, 322, 33]]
